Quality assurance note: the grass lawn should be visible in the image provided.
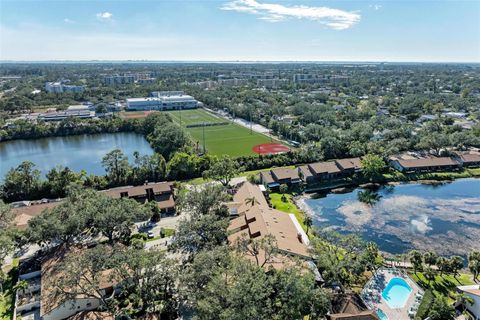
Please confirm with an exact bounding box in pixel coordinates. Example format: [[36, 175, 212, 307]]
[[409, 272, 474, 302], [410, 272, 474, 320], [269, 192, 308, 233], [167, 109, 280, 157]]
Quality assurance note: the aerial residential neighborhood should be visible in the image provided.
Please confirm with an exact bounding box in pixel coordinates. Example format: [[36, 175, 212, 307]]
[[1, 0, 480, 319]]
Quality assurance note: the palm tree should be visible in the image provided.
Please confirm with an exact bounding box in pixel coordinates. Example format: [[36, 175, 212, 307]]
[[245, 197, 259, 207], [468, 251, 480, 282], [437, 256, 448, 277], [304, 215, 313, 235], [409, 250, 423, 275]]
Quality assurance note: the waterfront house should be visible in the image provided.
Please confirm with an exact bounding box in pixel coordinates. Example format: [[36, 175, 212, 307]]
[[102, 182, 175, 214], [307, 161, 343, 180], [298, 157, 363, 184], [389, 154, 460, 173], [454, 151, 480, 168], [335, 158, 362, 175], [259, 167, 301, 189]]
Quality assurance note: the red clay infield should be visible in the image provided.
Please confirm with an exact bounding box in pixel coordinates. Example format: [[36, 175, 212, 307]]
[[252, 143, 290, 155]]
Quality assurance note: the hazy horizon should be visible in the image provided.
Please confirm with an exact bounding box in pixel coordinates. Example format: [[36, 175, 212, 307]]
[[1, 0, 479, 62]]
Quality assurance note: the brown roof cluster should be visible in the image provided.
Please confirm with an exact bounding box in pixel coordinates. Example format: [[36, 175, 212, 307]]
[[228, 182, 309, 268], [307, 157, 362, 176], [102, 181, 173, 199], [308, 161, 342, 175]]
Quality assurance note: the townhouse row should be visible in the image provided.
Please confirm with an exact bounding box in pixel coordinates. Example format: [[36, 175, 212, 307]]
[[259, 151, 480, 189]]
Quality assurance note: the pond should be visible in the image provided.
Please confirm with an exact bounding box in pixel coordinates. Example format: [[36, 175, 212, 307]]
[[0, 132, 154, 177], [301, 178, 480, 256]]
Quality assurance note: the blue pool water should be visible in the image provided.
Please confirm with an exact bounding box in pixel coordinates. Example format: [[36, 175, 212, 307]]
[[381, 278, 412, 308], [376, 309, 388, 320]]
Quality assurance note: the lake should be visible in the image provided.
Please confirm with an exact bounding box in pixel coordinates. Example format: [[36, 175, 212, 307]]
[[301, 178, 480, 256], [0, 133, 154, 177]]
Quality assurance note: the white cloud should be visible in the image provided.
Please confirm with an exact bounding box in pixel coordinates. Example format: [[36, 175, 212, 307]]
[[63, 18, 74, 24], [96, 12, 113, 21], [369, 4, 382, 11], [221, 0, 360, 30]]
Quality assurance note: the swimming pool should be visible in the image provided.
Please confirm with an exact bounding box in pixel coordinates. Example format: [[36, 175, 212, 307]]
[[382, 277, 413, 308], [376, 309, 388, 320]]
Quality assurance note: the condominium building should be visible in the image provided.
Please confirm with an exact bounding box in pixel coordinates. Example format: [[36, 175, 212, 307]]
[[293, 74, 349, 85], [104, 75, 135, 86], [45, 82, 85, 93]]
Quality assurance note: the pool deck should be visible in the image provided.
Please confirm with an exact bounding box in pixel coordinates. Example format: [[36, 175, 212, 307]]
[[361, 268, 423, 320]]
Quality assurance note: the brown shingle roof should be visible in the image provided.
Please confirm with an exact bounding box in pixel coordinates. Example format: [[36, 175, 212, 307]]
[[298, 166, 313, 179], [397, 157, 458, 169], [457, 151, 480, 164], [335, 158, 362, 170], [228, 202, 309, 258], [270, 167, 300, 181], [232, 182, 269, 214], [12, 202, 62, 230], [102, 182, 173, 199], [260, 171, 276, 184], [308, 161, 342, 175]]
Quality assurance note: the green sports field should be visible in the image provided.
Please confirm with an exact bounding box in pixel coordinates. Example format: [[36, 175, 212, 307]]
[[166, 109, 280, 157]]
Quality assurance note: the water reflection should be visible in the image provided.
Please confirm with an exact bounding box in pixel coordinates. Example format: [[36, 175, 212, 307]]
[[303, 179, 480, 255], [0, 133, 153, 177]]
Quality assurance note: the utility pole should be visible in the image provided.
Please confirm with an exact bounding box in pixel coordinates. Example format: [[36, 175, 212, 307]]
[[202, 122, 206, 154], [250, 108, 253, 135], [179, 108, 182, 126]]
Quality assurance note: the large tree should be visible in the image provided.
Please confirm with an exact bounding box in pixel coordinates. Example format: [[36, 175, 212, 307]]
[[177, 184, 229, 216], [102, 149, 131, 185], [428, 296, 455, 320], [360, 154, 385, 181], [0, 201, 15, 270], [148, 122, 191, 160], [203, 156, 240, 186], [170, 214, 229, 260], [92, 195, 150, 244], [1, 161, 41, 201]]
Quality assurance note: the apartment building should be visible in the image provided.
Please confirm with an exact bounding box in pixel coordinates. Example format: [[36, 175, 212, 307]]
[[45, 82, 85, 93]]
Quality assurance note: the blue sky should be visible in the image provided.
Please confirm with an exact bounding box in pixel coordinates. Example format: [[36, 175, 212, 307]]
[[0, 0, 479, 62]]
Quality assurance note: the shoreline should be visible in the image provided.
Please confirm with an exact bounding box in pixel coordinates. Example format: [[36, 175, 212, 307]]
[[294, 176, 480, 257]]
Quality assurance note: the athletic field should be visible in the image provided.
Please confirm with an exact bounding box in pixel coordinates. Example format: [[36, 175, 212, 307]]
[[166, 109, 282, 157]]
